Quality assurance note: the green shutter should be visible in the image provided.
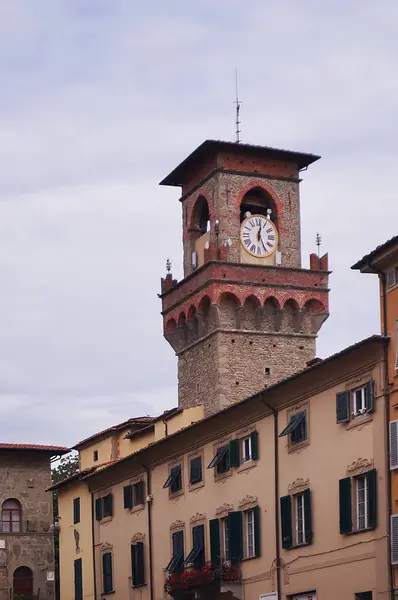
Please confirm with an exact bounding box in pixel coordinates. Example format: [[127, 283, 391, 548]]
[[132, 541, 145, 586], [192, 524, 205, 566], [103, 493, 113, 517], [228, 511, 243, 562], [365, 381, 374, 413], [190, 456, 202, 484], [135, 480, 145, 505], [280, 495, 292, 549], [124, 485, 133, 509], [368, 469, 377, 529], [253, 505, 261, 557], [250, 431, 259, 460], [172, 530, 184, 572], [303, 488, 313, 544], [336, 391, 350, 423], [131, 544, 136, 585], [73, 497, 80, 525], [209, 519, 221, 567], [229, 439, 240, 467], [339, 477, 352, 534], [74, 558, 83, 600], [95, 498, 102, 521], [102, 552, 113, 594]]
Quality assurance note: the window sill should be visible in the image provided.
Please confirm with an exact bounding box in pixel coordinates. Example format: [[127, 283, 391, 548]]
[[288, 438, 310, 454], [237, 460, 257, 474], [132, 583, 147, 589], [169, 488, 184, 500], [101, 591, 115, 597], [214, 469, 232, 483], [346, 414, 373, 430], [283, 542, 311, 551], [188, 480, 205, 492], [99, 516, 113, 525], [241, 554, 258, 562], [345, 526, 375, 536], [130, 503, 145, 514]]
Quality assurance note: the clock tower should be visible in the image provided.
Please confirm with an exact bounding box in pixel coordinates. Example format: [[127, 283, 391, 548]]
[[160, 140, 330, 416]]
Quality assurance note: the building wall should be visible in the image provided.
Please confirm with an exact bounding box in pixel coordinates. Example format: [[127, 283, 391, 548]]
[[0, 451, 55, 600], [58, 481, 94, 600]]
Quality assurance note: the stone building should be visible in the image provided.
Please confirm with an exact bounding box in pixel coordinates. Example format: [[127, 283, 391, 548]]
[[0, 443, 68, 600], [160, 140, 330, 415]]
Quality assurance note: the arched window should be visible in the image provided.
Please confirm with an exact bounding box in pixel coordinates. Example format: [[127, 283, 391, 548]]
[[13, 566, 33, 597], [191, 196, 210, 234], [2, 499, 21, 532], [240, 186, 277, 224]]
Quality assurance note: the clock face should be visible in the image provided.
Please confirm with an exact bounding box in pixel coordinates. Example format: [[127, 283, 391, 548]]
[[240, 214, 278, 257]]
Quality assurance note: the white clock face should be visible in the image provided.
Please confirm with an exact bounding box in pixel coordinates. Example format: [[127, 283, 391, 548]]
[[240, 214, 278, 257]]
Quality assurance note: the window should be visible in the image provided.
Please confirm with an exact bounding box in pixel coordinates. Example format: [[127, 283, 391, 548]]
[[131, 541, 145, 587], [390, 420, 398, 470], [387, 266, 397, 288], [95, 493, 113, 521], [336, 381, 374, 424], [166, 530, 184, 572], [245, 510, 255, 558], [102, 552, 113, 594], [279, 412, 307, 445], [222, 518, 230, 561], [208, 445, 231, 474], [189, 456, 202, 485], [280, 489, 312, 549], [73, 497, 80, 525], [74, 558, 83, 600], [391, 514, 398, 564], [1, 499, 21, 532], [93, 450, 98, 462], [395, 321, 398, 371], [185, 524, 205, 568], [355, 593, 372, 600], [124, 481, 145, 510], [339, 470, 377, 534], [163, 465, 182, 494], [241, 437, 252, 463]]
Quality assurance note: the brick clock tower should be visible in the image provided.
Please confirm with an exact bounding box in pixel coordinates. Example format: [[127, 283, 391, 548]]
[[160, 140, 330, 415]]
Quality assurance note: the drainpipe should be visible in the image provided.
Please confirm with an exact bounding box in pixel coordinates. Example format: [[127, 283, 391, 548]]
[[368, 260, 393, 598], [138, 464, 154, 600], [260, 396, 281, 600], [90, 492, 98, 600]]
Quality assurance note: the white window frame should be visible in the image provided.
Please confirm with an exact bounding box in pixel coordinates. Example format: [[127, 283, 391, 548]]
[[356, 474, 369, 530], [246, 509, 255, 558], [295, 493, 306, 545], [222, 518, 230, 561], [352, 386, 366, 417], [240, 436, 252, 463]]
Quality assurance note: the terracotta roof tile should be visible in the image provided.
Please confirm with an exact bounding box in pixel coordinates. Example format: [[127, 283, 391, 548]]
[[351, 234, 398, 270], [0, 443, 69, 453]]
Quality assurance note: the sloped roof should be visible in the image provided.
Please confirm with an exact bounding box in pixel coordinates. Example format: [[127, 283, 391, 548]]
[[0, 443, 69, 454], [73, 416, 155, 449], [351, 234, 398, 271]]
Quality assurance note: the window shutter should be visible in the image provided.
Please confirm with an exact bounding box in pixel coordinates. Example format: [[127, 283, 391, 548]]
[[280, 495, 292, 549], [74, 558, 83, 600], [135, 481, 145, 505], [253, 505, 261, 557], [190, 457, 202, 484], [368, 468, 377, 529], [391, 515, 398, 564], [135, 541, 145, 586], [102, 552, 113, 594], [103, 493, 113, 517], [336, 391, 350, 423], [193, 524, 205, 566], [124, 485, 133, 509], [95, 498, 102, 521], [73, 497, 80, 525], [131, 544, 136, 585], [229, 439, 240, 467], [172, 530, 184, 571], [390, 421, 398, 470], [250, 430, 259, 460], [209, 519, 221, 567], [228, 511, 243, 562], [303, 488, 313, 545], [339, 477, 352, 534], [364, 380, 374, 413]]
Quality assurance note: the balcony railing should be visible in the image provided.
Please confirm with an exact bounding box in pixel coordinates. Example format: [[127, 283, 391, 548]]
[[164, 561, 241, 595]]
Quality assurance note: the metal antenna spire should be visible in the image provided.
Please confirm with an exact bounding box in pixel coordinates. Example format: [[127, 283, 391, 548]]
[[316, 233, 322, 257], [234, 68, 241, 143]]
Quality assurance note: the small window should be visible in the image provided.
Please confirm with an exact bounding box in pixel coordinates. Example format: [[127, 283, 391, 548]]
[[102, 552, 113, 594], [336, 381, 374, 424], [208, 445, 230, 474], [240, 436, 252, 463], [93, 450, 98, 462], [387, 267, 397, 288], [95, 493, 113, 521], [279, 412, 307, 444], [295, 493, 306, 545], [356, 475, 369, 530], [355, 593, 372, 600], [189, 456, 202, 485], [1, 499, 21, 533], [133, 481, 145, 505], [163, 465, 182, 494], [221, 517, 230, 561], [73, 497, 80, 525], [352, 385, 367, 417], [245, 509, 255, 558]]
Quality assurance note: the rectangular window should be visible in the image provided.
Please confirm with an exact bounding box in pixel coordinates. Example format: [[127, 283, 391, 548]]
[[395, 321, 398, 371], [352, 386, 367, 417], [163, 465, 182, 494], [131, 541, 145, 587], [355, 593, 372, 600], [189, 456, 203, 485], [295, 494, 305, 545], [245, 510, 255, 558], [222, 518, 230, 561], [96, 494, 113, 521], [124, 485, 133, 510], [166, 530, 184, 572], [185, 524, 205, 567], [279, 412, 307, 444], [240, 436, 252, 462], [74, 558, 83, 600], [387, 267, 397, 288], [93, 450, 98, 462], [102, 552, 113, 594], [73, 497, 80, 525], [356, 475, 369, 530], [133, 481, 145, 505]]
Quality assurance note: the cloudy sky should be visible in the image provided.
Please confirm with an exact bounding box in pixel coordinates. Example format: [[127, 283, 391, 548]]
[[0, 1, 396, 447]]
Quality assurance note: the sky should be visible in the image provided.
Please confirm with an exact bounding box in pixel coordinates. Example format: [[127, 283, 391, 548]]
[[0, 1, 397, 447]]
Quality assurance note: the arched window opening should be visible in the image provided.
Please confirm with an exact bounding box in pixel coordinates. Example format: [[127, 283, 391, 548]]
[[240, 187, 277, 224], [2, 499, 22, 532], [13, 566, 33, 597], [192, 196, 210, 234]]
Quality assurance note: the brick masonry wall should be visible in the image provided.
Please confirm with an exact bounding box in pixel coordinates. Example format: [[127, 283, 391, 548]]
[[0, 451, 55, 600]]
